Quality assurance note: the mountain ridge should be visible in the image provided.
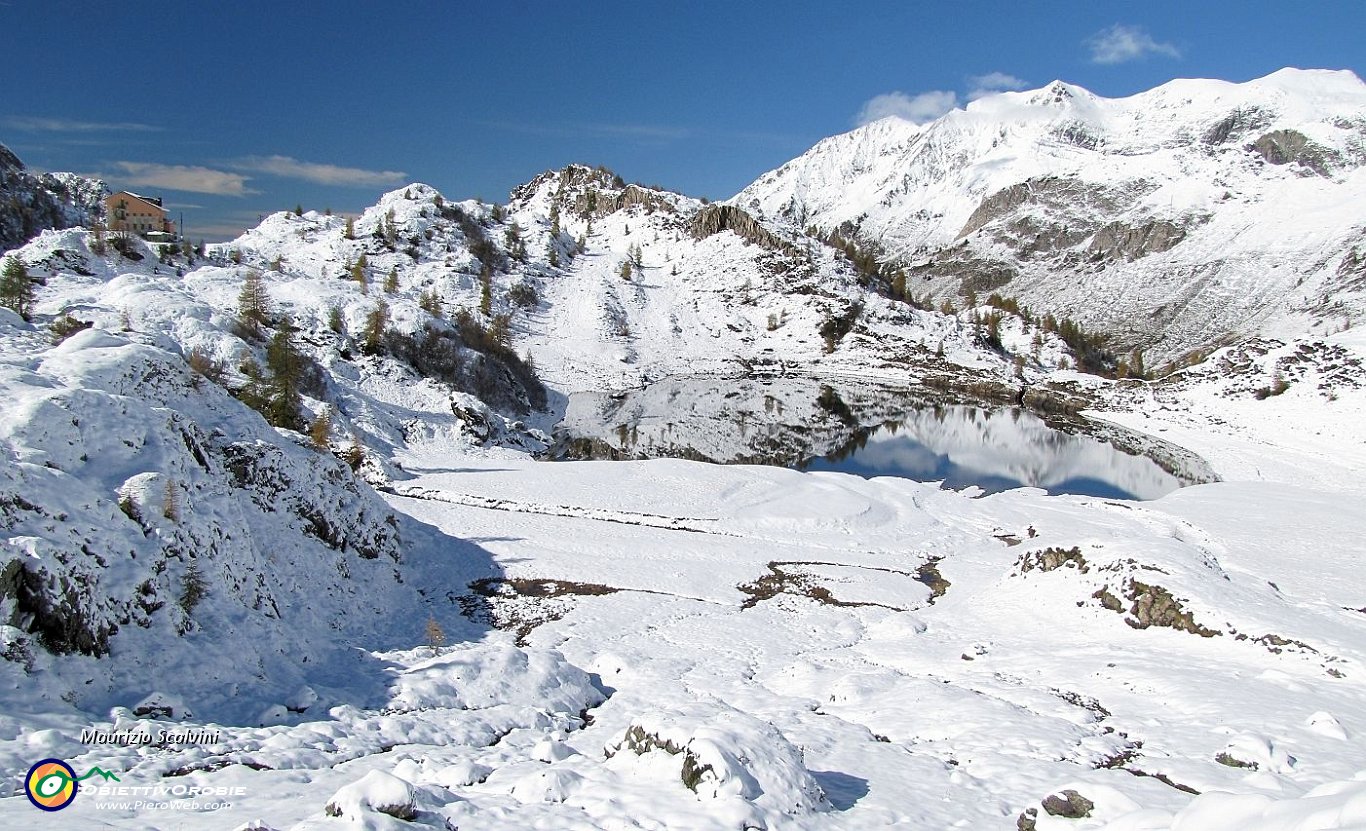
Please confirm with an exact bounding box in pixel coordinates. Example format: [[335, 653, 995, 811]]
[[733, 67, 1366, 361]]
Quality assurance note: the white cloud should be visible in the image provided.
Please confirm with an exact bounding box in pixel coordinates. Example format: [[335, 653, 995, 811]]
[[231, 155, 407, 188], [113, 162, 255, 197], [1087, 24, 1180, 65], [855, 90, 958, 126], [967, 72, 1029, 100], [5, 116, 161, 133]]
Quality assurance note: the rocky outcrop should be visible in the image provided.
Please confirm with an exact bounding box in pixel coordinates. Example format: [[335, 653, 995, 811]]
[[1087, 219, 1189, 261], [606, 702, 830, 817], [910, 252, 1018, 296], [1042, 790, 1095, 819], [1124, 580, 1220, 637], [956, 177, 1153, 241], [1202, 107, 1272, 145], [1018, 546, 1088, 573], [0, 143, 107, 252], [1249, 129, 1340, 176], [690, 203, 796, 254]]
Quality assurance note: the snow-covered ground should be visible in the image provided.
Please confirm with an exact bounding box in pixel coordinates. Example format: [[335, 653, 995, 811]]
[[1, 135, 1365, 828], [3, 329, 1364, 828]]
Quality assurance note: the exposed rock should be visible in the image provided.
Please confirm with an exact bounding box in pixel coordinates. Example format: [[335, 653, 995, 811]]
[[1019, 546, 1088, 573], [604, 184, 676, 215], [955, 176, 1152, 240], [1124, 580, 1220, 637], [606, 704, 830, 815], [915, 557, 950, 603], [1249, 129, 1339, 176], [910, 252, 1018, 297], [1093, 587, 1123, 611], [1203, 107, 1272, 145], [1088, 219, 1190, 261], [690, 203, 798, 255], [1016, 807, 1038, 831], [1041, 789, 1095, 818], [1052, 121, 1101, 150], [1, 143, 108, 252]]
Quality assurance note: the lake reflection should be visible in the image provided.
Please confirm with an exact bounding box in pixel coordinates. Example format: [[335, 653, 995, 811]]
[[799, 405, 1181, 499], [551, 378, 1189, 500]]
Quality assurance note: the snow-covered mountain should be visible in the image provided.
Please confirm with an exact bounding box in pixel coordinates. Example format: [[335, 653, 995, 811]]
[[735, 68, 1366, 360], [0, 144, 106, 253], [1, 125, 1366, 830], [0, 166, 1045, 718]]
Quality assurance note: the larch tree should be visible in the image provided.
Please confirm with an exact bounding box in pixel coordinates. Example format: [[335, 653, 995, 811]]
[[237, 270, 271, 335]]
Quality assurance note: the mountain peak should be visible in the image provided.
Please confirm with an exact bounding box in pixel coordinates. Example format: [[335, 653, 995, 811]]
[[1247, 66, 1366, 99], [1031, 80, 1092, 106]]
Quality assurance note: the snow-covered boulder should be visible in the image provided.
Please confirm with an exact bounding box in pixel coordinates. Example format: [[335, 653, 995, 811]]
[[324, 769, 417, 822], [387, 643, 603, 714], [606, 699, 830, 819]]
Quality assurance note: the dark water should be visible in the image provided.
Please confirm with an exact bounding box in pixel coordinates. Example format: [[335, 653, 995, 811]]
[[551, 378, 1198, 500]]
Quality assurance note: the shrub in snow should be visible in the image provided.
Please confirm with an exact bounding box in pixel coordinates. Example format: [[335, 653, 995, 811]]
[[606, 700, 829, 817], [324, 770, 417, 821]]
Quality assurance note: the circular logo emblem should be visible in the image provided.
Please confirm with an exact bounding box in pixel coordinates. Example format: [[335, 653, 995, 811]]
[[25, 758, 78, 811]]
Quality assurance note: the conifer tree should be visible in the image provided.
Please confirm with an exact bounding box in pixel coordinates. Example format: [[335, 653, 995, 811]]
[[237, 270, 270, 334], [620, 260, 633, 281], [237, 356, 271, 415], [344, 216, 355, 239], [479, 266, 493, 315], [384, 266, 398, 294], [308, 407, 332, 450], [0, 257, 34, 320], [264, 321, 305, 430], [488, 313, 512, 349], [418, 288, 443, 317], [361, 299, 389, 355], [162, 477, 180, 522], [351, 258, 368, 294]]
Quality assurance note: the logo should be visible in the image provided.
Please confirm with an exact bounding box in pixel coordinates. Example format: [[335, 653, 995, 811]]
[[24, 758, 120, 811]]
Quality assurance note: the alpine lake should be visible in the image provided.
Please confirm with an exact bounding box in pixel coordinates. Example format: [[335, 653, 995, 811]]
[[547, 376, 1215, 501]]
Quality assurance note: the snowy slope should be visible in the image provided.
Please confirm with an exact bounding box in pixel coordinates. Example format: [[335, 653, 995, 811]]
[[504, 165, 1025, 392], [1, 142, 1365, 830], [735, 69, 1366, 360]]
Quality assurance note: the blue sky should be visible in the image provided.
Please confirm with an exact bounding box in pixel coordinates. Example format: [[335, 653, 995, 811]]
[[3, 1, 1362, 240]]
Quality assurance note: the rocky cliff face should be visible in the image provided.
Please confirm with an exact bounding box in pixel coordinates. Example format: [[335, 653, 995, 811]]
[[0, 143, 106, 253]]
